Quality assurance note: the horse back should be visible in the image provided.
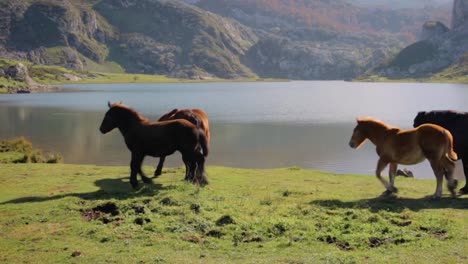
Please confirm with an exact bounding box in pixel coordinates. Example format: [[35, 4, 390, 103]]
[[159, 108, 210, 142], [414, 110, 468, 154]]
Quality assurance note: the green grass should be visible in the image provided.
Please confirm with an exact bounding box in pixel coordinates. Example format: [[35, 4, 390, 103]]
[[0, 164, 466, 263], [0, 137, 63, 164]]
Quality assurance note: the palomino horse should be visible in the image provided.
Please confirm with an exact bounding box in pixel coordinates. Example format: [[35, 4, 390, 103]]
[[414, 110, 468, 195], [155, 108, 210, 177], [99, 102, 209, 189], [349, 117, 458, 199]]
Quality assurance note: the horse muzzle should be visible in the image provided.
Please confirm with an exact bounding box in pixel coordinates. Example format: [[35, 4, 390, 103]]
[[349, 141, 356, 148]]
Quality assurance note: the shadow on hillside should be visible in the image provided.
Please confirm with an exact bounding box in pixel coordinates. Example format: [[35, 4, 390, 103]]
[[310, 196, 468, 212], [0, 176, 175, 205]]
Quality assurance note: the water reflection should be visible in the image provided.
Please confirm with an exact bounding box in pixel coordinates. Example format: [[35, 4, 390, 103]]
[[1, 81, 468, 180]]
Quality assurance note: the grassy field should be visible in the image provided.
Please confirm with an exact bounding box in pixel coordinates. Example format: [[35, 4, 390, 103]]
[[0, 164, 466, 263]]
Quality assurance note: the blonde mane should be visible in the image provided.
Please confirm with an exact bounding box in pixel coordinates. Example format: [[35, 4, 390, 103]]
[[357, 117, 397, 130]]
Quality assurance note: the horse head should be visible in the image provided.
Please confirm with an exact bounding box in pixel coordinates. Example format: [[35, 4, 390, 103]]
[[100, 102, 120, 134], [413, 111, 427, 128], [349, 118, 368, 149]]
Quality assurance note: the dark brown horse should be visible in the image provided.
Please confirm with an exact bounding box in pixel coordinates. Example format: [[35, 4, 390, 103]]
[[154, 108, 210, 177], [99, 102, 209, 189], [414, 110, 468, 195], [349, 117, 458, 199]]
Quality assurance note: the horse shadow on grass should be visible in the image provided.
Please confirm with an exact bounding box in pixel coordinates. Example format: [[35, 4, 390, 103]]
[[0, 176, 176, 205], [310, 195, 468, 213]]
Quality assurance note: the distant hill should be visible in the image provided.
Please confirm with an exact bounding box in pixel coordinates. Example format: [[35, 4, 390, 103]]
[[195, 0, 450, 79], [0, 0, 257, 79], [362, 0, 468, 82], [0, 0, 454, 80], [349, 0, 452, 9]]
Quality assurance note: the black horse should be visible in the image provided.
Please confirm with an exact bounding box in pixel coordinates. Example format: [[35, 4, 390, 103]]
[[99, 102, 209, 189], [414, 110, 468, 195]]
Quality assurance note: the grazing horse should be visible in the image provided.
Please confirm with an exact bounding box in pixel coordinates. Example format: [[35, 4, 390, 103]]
[[99, 102, 209, 189], [414, 110, 468, 195], [154, 108, 210, 177], [349, 117, 458, 199]]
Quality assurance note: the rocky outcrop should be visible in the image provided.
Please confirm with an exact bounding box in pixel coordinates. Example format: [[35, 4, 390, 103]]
[[366, 0, 468, 79], [452, 0, 468, 29], [1, 63, 58, 93], [420, 21, 449, 40]]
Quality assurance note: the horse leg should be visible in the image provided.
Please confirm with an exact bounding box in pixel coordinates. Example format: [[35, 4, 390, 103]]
[[429, 159, 444, 199], [375, 159, 391, 196], [139, 166, 153, 185], [130, 153, 144, 189], [154, 156, 165, 178], [442, 157, 458, 198], [182, 154, 193, 182], [194, 153, 208, 186], [388, 163, 399, 194], [460, 157, 468, 195]]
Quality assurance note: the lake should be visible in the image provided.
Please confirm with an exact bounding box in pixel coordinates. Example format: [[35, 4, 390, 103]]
[[1, 81, 468, 179]]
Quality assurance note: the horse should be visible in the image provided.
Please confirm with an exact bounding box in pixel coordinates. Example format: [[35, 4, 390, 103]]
[[414, 110, 468, 195], [99, 102, 209, 189], [349, 117, 458, 199], [154, 108, 210, 177]]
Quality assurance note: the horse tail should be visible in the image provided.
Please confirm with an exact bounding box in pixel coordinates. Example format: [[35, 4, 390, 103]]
[[444, 130, 458, 162], [198, 128, 209, 157], [158, 109, 179, 121]]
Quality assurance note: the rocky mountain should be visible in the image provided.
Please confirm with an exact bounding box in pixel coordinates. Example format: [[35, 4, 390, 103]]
[[0, 0, 257, 79], [0, 0, 453, 80], [365, 0, 468, 80], [195, 0, 449, 79], [349, 0, 452, 9]]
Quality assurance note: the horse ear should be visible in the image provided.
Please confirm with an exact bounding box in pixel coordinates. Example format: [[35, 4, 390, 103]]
[[108, 101, 112, 108]]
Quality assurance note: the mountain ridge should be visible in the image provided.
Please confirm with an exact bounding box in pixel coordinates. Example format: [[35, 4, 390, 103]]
[[0, 0, 454, 80]]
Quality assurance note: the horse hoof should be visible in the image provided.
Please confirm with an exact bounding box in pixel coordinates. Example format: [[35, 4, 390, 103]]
[[391, 187, 399, 193], [459, 188, 468, 196], [154, 170, 162, 178], [142, 177, 153, 184], [430, 195, 441, 200], [381, 190, 393, 196]]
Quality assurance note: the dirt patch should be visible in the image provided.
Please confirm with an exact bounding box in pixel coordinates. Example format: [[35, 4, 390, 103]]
[[94, 202, 119, 216], [336, 241, 354, 251], [132, 204, 145, 214], [190, 204, 201, 213], [160, 197, 178, 206], [216, 215, 235, 226], [81, 202, 120, 223], [390, 219, 412, 227], [81, 210, 103, 221], [369, 237, 385, 248], [134, 217, 151, 225], [205, 230, 223, 238]]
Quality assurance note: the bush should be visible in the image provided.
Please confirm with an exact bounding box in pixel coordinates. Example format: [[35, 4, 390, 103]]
[[0, 137, 63, 164]]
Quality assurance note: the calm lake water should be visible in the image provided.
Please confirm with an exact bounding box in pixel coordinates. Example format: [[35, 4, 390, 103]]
[[1, 81, 468, 179]]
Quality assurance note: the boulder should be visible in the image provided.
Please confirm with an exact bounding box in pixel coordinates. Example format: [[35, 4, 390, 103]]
[[420, 21, 449, 40], [452, 0, 468, 29], [5, 63, 29, 81]]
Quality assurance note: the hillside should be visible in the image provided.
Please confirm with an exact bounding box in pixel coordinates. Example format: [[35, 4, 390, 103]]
[[0, 164, 467, 263], [0, 0, 258, 79], [363, 0, 468, 82], [0, 0, 453, 80], [349, 0, 452, 9]]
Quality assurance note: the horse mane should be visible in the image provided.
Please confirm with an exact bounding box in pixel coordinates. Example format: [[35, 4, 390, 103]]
[[357, 117, 396, 129], [111, 102, 150, 123]]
